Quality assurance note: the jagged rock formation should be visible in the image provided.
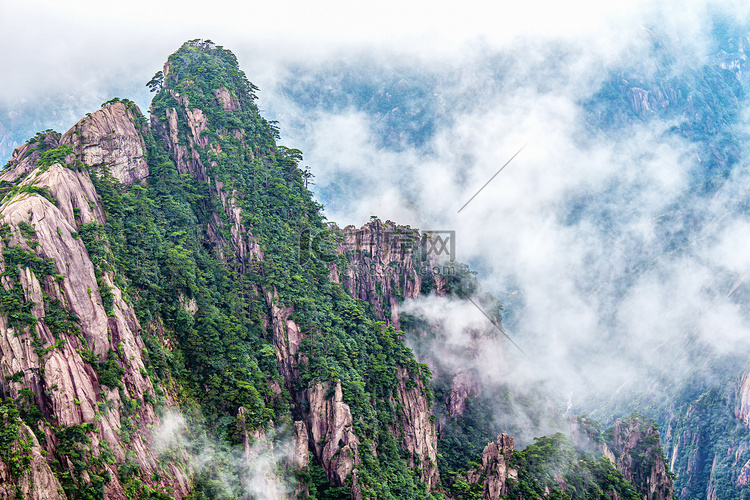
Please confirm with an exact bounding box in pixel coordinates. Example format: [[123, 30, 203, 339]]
[[0, 417, 66, 500], [395, 367, 440, 489], [333, 219, 447, 327], [60, 102, 149, 187], [736, 370, 750, 427], [657, 372, 750, 499], [143, 39, 444, 498], [147, 53, 377, 491], [0, 113, 190, 497], [605, 417, 674, 500], [465, 433, 517, 499], [150, 52, 367, 494], [0, 39, 675, 500], [332, 219, 514, 492], [567, 415, 677, 499], [306, 381, 360, 485], [151, 90, 209, 182]]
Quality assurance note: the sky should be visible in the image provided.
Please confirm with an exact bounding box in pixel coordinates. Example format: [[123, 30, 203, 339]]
[[5, 0, 750, 427], [1, 0, 735, 109]]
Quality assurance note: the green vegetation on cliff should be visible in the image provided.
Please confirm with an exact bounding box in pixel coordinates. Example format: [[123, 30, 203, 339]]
[[83, 40, 438, 498], [0, 39, 675, 500], [508, 433, 640, 500]]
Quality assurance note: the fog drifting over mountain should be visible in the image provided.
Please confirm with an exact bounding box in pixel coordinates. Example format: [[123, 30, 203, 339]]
[[5, 0, 750, 419]]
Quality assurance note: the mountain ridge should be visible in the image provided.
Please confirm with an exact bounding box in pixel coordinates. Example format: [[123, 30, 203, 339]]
[[0, 39, 673, 500]]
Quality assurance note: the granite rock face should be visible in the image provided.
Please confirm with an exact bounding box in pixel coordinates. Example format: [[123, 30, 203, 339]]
[[214, 87, 241, 112], [466, 433, 518, 499], [735, 370, 750, 427], [61, 102, 149, 187], [0, 121, 187, 497], [607, 418, 674, 500], [327, 220, 446, 488], [332, 219, 448, 327], [0, 419, 66, 500], [149, 58, 371, 495], [395, 367, 440, 489], [307, 381, 361, 485], [446, 369, 482, 419]]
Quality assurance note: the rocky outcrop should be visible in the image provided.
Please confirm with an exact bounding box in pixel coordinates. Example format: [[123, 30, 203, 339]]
[[306, 381, 360, 485], [328, 219, 447, 490], [606, 417, 674, 500], [293, 420, 309, 468], [737, 459, 750, 487], [61, 102, 149, 186], [735, 370, 750, 427], [395, 367, 439, 489], [332, 220, 447, 327], [0, 420, 66, 500], [151, 86, 208, 182], [265, 288, 302, 387], [466, 433, 517, 499], [446, 369, 482, 419], [214, 87, 241, 112], [147, 50, 373, 494], [0, 132, 62, 184], [0, 125, 188, 497]]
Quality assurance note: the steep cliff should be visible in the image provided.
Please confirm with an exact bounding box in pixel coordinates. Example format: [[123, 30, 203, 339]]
[[144, 39, 442, 498], [453, 430, 643, 500], [60, 102, 149, 187], [0, 38, 680, 500], [329, 219, 548, 495], [464, 433, 517, 499], [0, 403, 65, 500], [604, 417, 674, 500], [657, 371, 750, 500], [329, 220, 446, 488], [0, 115, 190, 498], [332, 220, 445, 327], [0, 40, 452, 500]]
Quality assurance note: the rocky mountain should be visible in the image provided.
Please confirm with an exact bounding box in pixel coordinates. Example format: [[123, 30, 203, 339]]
[[444, 417, 673, 500], [0, 107, 190, 498], [604, 417, 674, 500], [2, 17, 749, 500], [0, 41, 440, 499], [0, 39, 674, 500]]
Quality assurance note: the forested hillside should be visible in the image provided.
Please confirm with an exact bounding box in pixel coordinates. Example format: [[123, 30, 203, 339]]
[[0, 40, 677, 499]]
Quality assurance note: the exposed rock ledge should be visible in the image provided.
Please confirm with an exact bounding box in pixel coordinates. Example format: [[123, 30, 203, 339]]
[[61, 102, 149, 187], [306, 380, 361, 485], [466, 433, 518, 499], [0, 420, 66, 500]]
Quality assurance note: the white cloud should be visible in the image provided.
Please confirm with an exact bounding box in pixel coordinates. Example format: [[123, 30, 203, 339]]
[[5, 0, 750, 425], [153, 411, 295, 498]]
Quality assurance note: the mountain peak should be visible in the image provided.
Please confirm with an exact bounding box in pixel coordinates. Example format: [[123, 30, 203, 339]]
[[156, 39, 257, 113]]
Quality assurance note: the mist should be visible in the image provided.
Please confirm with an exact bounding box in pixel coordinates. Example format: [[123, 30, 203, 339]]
[[254, 2, 750, 429], [154, 411, 296, 498], [5, 0, 750, 440]]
